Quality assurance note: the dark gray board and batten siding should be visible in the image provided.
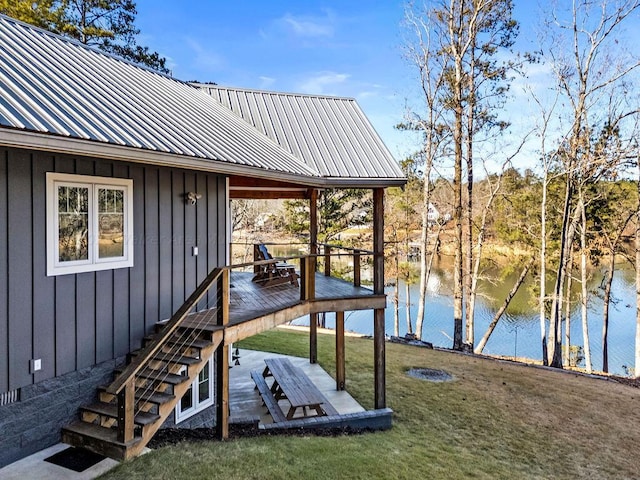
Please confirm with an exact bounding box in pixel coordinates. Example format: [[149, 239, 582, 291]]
[[0, 146, 228, 394]]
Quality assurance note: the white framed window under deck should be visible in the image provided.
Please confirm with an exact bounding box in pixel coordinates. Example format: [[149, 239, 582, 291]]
[[46, 172, 134, 276], [175, 356, 215, 423]]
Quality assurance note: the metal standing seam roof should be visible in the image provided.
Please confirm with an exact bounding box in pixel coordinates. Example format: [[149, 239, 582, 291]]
[[0, 14, 318, 180], [0, 14, 405, 186], [199, 85, 405, 183]]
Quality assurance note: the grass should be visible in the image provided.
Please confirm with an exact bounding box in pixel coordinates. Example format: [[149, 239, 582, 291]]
[[100, 329, 640, 479]]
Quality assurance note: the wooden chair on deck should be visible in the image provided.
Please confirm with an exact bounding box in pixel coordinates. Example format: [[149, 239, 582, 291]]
[[252, 244, 299, 287]]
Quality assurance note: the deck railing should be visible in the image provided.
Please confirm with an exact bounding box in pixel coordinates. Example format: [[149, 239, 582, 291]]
[[103, 246, 375, 443], [318, 243, 374, 288]]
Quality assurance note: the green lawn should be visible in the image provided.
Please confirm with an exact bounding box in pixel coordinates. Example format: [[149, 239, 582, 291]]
[[100, 329, 640, 479]]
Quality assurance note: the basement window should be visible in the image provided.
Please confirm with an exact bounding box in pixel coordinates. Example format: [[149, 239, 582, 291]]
[[175, 355, 215, 423], [0, 388, 20, 406], [46, 173, 133, 276]]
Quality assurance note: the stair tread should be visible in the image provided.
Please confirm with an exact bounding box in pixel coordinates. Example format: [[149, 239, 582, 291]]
[[152, 352, 201, 365], [82, 402, 160, 426], [114, 367, 190, 385], [63, 421, 141, 447], [168, 337, 212, 349], [139, 389, 175, 405], [130, 351, 200, 366], [144, 335, 212, 350], [98, 385, 175, 405]]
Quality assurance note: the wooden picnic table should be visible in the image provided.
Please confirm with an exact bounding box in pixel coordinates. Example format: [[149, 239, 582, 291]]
[[256, 357, 338, 421]]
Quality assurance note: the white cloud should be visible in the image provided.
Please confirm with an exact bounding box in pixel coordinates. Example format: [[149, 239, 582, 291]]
[[297, 72, 350, 94], [259, 76, 276, 89], [163, 55, 177, 76], [281, 12, 334, 37], [184, 37, 224, 70]]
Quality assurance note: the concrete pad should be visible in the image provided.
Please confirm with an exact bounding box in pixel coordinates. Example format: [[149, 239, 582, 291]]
[[229, 348, 364, 424], [0, 443, 119, 480]]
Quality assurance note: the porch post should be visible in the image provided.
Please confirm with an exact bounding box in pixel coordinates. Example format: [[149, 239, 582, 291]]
[[373, 188, 386, 409], [335, 311, 345, 390], [216, 269, 230, 440], [309, 189, 318, 364]]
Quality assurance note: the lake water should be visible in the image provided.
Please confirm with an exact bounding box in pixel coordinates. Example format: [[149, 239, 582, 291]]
[[283, 251, 638, 377]]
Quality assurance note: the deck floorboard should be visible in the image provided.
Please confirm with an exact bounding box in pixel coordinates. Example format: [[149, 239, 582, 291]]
[[179, 272, 374, 330]]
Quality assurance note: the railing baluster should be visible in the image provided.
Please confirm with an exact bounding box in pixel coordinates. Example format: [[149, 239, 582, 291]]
[[353, 249, 361, 287], [324, 245, 331, 276]]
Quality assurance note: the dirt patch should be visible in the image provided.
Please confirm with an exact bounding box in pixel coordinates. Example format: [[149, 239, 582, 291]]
[[407, 367, 454, 382], [611, 375, 640, 389], [148, 424, 371, 449]]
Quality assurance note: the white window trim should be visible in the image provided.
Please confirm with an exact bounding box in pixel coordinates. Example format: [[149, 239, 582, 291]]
[[175, 355, 215, 423], [46, 172, 134, 276]]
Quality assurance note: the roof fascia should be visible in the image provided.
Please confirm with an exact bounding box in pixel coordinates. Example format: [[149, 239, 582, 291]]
[[0, 129, 406, 188]]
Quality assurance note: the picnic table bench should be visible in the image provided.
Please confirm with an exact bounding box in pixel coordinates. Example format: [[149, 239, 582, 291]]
[[251, 357, 338, 421]]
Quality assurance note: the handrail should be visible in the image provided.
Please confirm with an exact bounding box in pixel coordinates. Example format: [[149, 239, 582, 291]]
[[318, 242, 375, 255], [231, 255, 309, 270], [106, 267, 224, 395]]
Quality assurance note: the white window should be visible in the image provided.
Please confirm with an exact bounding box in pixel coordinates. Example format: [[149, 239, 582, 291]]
[[46, 172, 134, 276], [175, 356, 215, 423]]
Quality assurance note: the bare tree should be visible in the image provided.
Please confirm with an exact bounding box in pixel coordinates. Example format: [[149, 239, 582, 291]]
[[636, 158, 640, 378], [404, 0, 521, 350], [542, 0, 640, 367]]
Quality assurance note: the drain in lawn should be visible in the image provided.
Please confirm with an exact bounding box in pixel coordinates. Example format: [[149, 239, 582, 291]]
[[407, 367, 454, 382]]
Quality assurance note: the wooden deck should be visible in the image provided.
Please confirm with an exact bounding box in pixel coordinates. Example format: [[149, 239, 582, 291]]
[[178, 271, 385, 342], [229, 271, 375, 323]]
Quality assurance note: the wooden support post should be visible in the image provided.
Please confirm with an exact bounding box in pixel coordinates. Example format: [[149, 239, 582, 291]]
[[335, 311, 345, 390], [310, 189, 318, 252], [301, 256, 318, 364], [308, 189, 319, 364], [117, 378, 135, 443], [216, 269, 230, 440], [253, 244, 260, 275], [325, 245, 331, 276], [310, 313, 318, 364], [374, 308, 386, 408], [373, 188, 386, 409], [353, 250, 361, 287]]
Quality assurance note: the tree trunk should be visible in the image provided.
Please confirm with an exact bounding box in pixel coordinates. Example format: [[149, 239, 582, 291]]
[[548, 173, 573, 367], [405, 274, 412, 335], [465, 32, 476, 350], [475, 257, 534, 354], [452, 50, 464, 351], [416, 136, 434, 341], [563, 251, 573, 366], [580, 199, 592, 373], [602, 251, 615, 373], [540, 172, 549, 365], [393, 244, 400, 337]]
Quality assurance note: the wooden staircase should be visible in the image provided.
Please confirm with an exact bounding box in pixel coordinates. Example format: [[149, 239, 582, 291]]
[[62, 268, 229, 461]]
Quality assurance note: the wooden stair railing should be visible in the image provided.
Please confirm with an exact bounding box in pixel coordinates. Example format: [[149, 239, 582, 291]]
[[62, 268, 229, 461]]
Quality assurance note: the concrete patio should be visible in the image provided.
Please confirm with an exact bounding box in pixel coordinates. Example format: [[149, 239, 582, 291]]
[[229, 348, 365, 425]]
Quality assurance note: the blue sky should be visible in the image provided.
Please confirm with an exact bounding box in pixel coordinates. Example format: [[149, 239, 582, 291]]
[[134, 1, 428, 160], [132, 1, 546, 166]]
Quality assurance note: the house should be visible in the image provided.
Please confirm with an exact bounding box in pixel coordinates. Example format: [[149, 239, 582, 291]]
[[424, 203, 451, 225], [0, 14, 405, 467]]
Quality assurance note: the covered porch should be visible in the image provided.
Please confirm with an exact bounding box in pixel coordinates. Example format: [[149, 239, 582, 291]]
[[217, 177, 388, 437]]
